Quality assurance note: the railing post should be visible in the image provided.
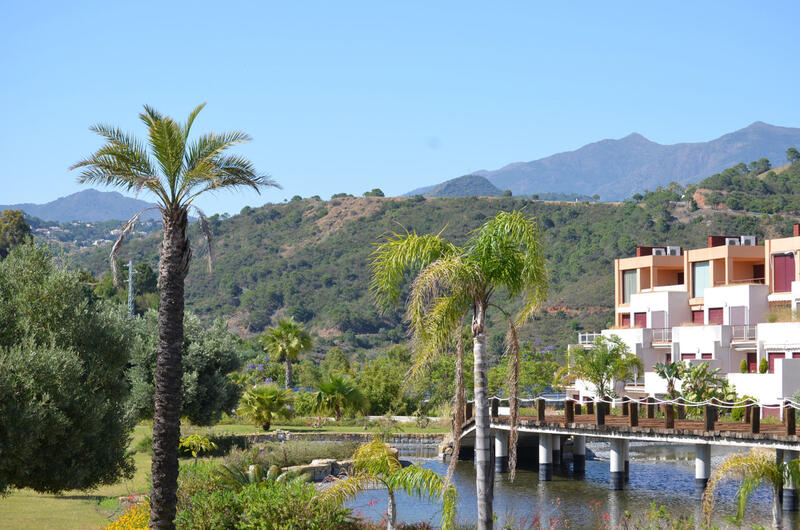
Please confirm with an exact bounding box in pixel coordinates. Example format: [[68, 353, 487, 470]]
[[703, 403, 717, 432], [745, 403, 752, 424], [665, 403, 675, 429], [646, 397, 655, 419], [629, 400, 639, 427], [751, 405, 760, 434], [595, 398, 605, 426], [785, 401, 796, 436], [622, 396, 629, 417], [574, 402, 582, 416], [491, 397, 499, 419], [537, 398, 546, 422], [676, 398, 686, 420], [465, 402, 473, 421], [586, 400, 594, 415], [565, 400, 575, 424]]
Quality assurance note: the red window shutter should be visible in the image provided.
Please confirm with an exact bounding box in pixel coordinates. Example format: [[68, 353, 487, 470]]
[[768, 352, 785, 373], [681, 353, 696, 360], [634, 312, 647, 328], [708, 308, 724, 325], [701, 353, 712, 359], [665, 353, 672, 363], [621, 314, 631, 327], [793, 352, 800, 359], [774, 254, 795, 293], [692, 310, 704, 324], [747, 352, 757, 373]]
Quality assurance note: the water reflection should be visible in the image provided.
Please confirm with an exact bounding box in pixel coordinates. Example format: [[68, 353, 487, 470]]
[[347, 441, 777, 528]]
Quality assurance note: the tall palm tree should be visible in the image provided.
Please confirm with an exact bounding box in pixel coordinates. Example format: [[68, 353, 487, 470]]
[[237, 384, 294, 431], [702, 449, 800, 529], [370, 211, 548, 530], [261, 317, 312, 389], [71, 103, 277, 529], [318, 437, 458, 530], [556, 335, 642, 399], [314, 373, 368, 421]]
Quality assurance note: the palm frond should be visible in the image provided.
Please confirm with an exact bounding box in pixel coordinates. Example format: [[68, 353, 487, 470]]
[[384, 465, 459, 530], [182, 102, 207, 141], [504, 316, 521, 481], [109, 207, 160, 286], [446, 330, 465, 485], [193, 206, 213, 273], [369, 230, 458, 311], [316, 472, 380, 507]]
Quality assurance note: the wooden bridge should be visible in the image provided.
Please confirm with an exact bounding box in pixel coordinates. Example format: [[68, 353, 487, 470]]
[[457, 397, 800, 508]]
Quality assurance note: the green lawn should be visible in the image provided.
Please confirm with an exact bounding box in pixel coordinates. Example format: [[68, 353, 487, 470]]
[[0, 420, 446, 528]]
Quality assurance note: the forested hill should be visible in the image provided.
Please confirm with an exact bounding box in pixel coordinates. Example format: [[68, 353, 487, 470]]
[[70, 195, 797, 356]]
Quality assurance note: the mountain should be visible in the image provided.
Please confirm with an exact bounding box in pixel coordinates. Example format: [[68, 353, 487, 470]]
[[0, 189, 160, 223], [423, 175, 502, 197], [412, 122, 800, 200]]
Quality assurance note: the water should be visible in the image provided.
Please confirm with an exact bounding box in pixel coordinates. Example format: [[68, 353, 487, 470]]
[[347, 441, 790, 528]]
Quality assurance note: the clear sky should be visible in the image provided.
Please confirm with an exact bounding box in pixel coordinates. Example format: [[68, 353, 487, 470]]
[[2, 1, 799, 215]]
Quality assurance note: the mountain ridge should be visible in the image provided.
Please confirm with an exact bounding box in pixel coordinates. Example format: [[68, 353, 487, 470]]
[[0, 189, 160, 223]]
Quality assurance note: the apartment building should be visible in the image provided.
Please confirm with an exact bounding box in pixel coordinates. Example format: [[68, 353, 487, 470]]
[[574, 227, 800, 413]]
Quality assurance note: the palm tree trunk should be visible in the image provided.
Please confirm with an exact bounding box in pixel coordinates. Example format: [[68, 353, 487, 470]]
[[285, 359, 293, 390], [149, 210, 190, 530], [386, 489, 397, 530], [472, 302, 493, 530]]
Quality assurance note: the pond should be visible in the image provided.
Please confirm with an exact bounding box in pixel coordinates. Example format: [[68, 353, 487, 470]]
[[347, 441, 791, 528]]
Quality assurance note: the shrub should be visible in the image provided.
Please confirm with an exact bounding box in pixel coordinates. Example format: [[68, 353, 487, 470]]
[[294, 391, 317, 416], [177, 461, 223, 511], [759, 358, 769, 374], [739, 358, 748, 373], [134, 435, 153, 455], [104, 501, 149, 530], [224, 441, 359, 470], [175, 489, 241, 529], [731, 395, 756, 422]]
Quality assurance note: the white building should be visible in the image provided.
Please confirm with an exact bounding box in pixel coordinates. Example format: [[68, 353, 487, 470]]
[[571, 229, 800, 416]]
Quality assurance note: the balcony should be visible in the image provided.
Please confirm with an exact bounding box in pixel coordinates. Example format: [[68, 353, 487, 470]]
[[651, 327, 672, 345], [731, 325, 756, 342], [578, 332, 601, 345]]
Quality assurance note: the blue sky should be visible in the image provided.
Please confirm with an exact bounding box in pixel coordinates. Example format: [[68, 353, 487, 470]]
[[2, 1, 799, 215]]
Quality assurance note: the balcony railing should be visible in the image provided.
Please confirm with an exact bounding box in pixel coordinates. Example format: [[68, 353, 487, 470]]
[[731, 325, 756, 341], [651, 327, 672, 343], [713, 277, 765, 286], [578, 332, 601, 345]]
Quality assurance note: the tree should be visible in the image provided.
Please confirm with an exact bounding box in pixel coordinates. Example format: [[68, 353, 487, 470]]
[[653, 361, 685, 399], [260, 318, 312, 389], [0, 209, 31, 258], [127, 312, 243, 426], [314, 373, 367, 421], [320, 346, 351, 375], [502, 189, 512, 197], [703, 449, 800, 529], [71, 103, 277, 528], [787, 147, 800, 164], [318, 437, 458, 530], [178, 434, 217, 465], [0, 244, 134, 494], [370, 210, 548, 530], [237, 384, 294, 431], [364, 188, 385, 197], [558, 336, 642, 398]]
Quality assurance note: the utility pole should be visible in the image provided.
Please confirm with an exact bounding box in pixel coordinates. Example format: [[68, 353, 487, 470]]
[[127, 260, 135, 316]]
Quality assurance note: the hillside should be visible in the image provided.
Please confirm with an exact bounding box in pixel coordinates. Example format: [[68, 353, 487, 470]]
[[0, 189, 160, 222], [424, 175, 502, 197], [412, 122, 800, 200], [68, 195, 797, 359]]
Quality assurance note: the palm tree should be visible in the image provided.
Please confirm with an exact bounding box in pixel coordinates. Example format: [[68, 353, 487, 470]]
[[557, 335, 642, 399], [261, 317, 312, 389], [314, 373, 367, 421], [71, 103, 278, 528], [370, 211, 548, 530], [318, 437, 458, 530], [702, 449, 800, 529], [653, 360, 685, 399], [237, 384, 294, 431]]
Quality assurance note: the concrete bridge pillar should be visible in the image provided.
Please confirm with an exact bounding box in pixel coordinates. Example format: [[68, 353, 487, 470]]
[[494, 430, 508, 473], [552, 435, 562, 469], [694, 444, 711, 499], [572, 435, 586, 475], [610, 438, 626, 490], [784, 450, 799, 511], [622, 439, 630, 482], [538, 433, 553, 481]]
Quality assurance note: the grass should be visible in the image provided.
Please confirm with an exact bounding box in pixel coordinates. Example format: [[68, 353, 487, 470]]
[[0, 420, 446, 529]]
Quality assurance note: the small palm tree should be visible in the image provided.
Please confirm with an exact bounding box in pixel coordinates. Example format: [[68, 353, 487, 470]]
[[71, 103, 278, 528], [261, 317, 312, 389], [558, 335, 642, 398], [314, 374, 367, 421], [318, 437, 458, 530], [702, 449, 800, 529], [653, 361, 685, 399], [237, 384, 293, 431], [370, 211, 548, 530]]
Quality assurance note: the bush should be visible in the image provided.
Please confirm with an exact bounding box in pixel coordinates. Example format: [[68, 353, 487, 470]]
[[294, 391, 317, 416], [759, 358, 769, 374], [177, 461, 223, 511], [731, 396, 757, 422], [135, 435, 153, 455], [224, 441, 359, 470], [176, 480, 358, 529], [739, 358, 748, 373]]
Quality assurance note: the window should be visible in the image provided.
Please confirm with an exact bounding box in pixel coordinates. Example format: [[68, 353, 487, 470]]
[[634, 312, 647, 328], [621, 314, 631, 327], [622, 269, 637, 303], [773, 254, 795, 293], [692, 261, 710, 298], [708, 307, 723, 325], [692, 310, 704, 324], [768, 352, 785, 373], [701, 353, 712, 360], [681, 353, 696, 360]]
